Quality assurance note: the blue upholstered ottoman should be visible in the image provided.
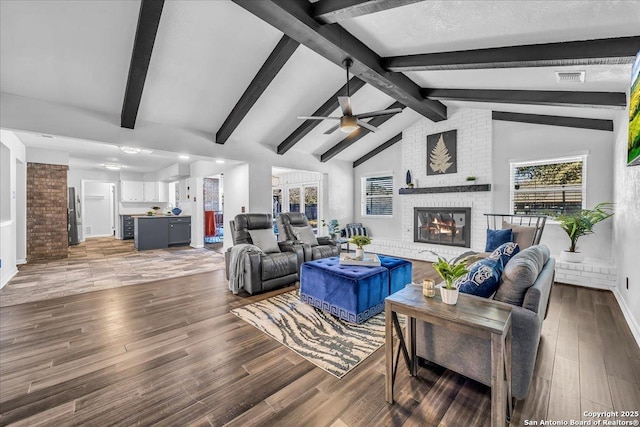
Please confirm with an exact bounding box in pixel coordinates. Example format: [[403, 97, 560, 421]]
[[300, 257, 389, 323], [378, 255, 413, 294]]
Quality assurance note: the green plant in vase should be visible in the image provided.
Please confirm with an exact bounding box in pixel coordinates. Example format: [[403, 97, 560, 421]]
[[431, 255, 469, 305], [350, 235, 371, 260], [554, 202, 614, 263], [321, 219, 340, 239]]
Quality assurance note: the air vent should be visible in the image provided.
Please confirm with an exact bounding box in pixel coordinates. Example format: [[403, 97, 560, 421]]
[[556, 71, 585, 83]]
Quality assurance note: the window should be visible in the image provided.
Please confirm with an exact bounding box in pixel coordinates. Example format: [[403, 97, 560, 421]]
[[510, 155, 586, 216], [362, 175, 393, 217]]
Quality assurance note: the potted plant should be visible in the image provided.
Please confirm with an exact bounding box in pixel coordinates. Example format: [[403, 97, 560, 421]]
[[555, 202, 614, 263], [321, 219, 340, 240], [431, 256, 469, 305], [350, 235, 371, 261]]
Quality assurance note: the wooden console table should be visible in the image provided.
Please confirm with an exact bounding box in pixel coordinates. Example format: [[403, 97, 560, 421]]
[[385, 284, 512, 427]]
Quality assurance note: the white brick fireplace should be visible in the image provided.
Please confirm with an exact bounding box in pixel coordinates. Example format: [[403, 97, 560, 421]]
[[367, 108, 494, 261]]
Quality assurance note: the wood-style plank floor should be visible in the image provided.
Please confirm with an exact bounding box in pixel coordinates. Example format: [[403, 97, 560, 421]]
[[0, 237, 225, 307], [1, 261, 639, 426]]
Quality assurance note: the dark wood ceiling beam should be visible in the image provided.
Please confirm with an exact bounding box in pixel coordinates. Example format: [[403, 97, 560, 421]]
[[232, 0, 447, 122], [312, 0, 424, 24], [216, 35, 299, 145], [353, 132, 402, 167], [121, 0, 165, 129], [492, 111, 613, 132], [277, 77, 366, 154], [383, 36, 640, 71], [421, 88, 627, 108], [320, 101, 404, 162]]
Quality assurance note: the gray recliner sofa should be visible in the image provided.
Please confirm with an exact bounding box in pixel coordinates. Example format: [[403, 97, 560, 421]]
[[225, 213, 304, 295], [416, 245, 555, 400], [276, 212, 339, 262]]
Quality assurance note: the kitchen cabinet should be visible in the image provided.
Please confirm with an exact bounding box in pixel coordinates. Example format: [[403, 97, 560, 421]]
[[120, 180, 144, 202], [122, 181, 168, 203], [121, 215, 135, 240], [134, 217, 169, 250], [134, 216, 191, 250], [169, 217, 191, 245], [143, 181, 158, 202]]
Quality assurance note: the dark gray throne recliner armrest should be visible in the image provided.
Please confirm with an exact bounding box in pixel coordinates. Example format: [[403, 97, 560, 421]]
[[224, 213, 302, 294], [415, 257, 555, 400]]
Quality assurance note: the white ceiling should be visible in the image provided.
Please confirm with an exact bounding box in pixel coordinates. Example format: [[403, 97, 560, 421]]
[[14, 131, 224, 173], [1, 0, 638, 170]]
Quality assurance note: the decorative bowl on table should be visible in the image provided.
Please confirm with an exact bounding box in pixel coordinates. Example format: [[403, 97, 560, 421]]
[[171, 207, 182, 215]]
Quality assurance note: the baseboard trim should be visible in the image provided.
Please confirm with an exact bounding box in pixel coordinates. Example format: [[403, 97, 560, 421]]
[[17, 259, 27, 265], [555, 280, 615, 291], [612, 287, 640, 349]]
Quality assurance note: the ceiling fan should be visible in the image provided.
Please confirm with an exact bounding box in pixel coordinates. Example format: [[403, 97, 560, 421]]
[[297, 58, 403, 134]]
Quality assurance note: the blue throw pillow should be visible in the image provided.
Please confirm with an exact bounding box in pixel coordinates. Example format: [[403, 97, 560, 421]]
[[485, 228, 513, 252], [455, 257, 504, 298], [490, 241, 520, 267]]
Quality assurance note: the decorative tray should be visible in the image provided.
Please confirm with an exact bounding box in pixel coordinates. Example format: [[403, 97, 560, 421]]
[[339, 253, 381, 266]]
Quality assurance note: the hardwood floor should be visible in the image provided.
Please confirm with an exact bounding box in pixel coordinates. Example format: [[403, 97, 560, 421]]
[[1, 261, 639, 426], [0, 237, 225, 307]]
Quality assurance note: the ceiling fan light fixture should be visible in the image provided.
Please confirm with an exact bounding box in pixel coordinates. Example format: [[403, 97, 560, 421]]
[[340, 116, 358, 133]]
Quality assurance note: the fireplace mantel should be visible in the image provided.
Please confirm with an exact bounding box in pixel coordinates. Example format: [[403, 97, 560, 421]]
[[399, 184, 491, 194]]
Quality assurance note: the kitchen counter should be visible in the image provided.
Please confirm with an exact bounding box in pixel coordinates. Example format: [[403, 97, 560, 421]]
[[134, 216, 191, 250], [131, 214, 191, 218]]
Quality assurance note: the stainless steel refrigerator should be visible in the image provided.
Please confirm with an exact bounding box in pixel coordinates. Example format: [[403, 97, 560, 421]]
[[68, 187, 80, 245]]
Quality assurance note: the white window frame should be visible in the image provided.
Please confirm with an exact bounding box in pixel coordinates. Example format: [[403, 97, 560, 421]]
[[361, 173, 394, 218], [509, 154, 587, 221]]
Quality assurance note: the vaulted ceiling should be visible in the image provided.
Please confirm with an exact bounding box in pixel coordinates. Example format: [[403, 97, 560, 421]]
[[1, 0, 638, 168]]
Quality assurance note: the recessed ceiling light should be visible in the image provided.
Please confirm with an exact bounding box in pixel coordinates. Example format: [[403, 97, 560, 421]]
[[104, 163, 122, 170], [179, 155, 190, 159], [216, 159, 225, 164], [120, 146, 141, 154]]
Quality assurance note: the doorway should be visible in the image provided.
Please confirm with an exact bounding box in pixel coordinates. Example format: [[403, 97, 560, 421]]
[[81, 180, 117, 238], [203, 174, 223, 251]]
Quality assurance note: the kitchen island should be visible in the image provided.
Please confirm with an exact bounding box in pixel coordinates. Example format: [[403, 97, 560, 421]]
[[134, 215, 191, 250]]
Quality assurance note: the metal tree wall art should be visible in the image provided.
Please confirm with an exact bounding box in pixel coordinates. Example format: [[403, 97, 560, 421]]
[[427, 130, 457, 175]]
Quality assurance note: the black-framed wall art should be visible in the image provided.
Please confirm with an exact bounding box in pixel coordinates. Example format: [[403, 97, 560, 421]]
[[427, 129, 457, 175]]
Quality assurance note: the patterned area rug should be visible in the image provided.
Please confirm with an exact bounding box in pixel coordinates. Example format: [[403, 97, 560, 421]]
[[231, 291, 395, 379]]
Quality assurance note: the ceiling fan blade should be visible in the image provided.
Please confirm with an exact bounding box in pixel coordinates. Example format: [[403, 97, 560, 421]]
[[356, 119, 379, 133], [297, 116, 340, 121], [323, 124, 340, 135], [355, 108, 403, 119], [338, 96, 352, 116]]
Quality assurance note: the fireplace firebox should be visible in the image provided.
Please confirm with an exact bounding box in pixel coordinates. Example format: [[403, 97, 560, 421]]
[[414, 207, 471, 248]]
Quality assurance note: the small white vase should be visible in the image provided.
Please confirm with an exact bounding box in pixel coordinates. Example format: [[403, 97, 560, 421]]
[[561, 250, 584, 263], [355, 248, 364, 260], [440, 287, 459, 305]]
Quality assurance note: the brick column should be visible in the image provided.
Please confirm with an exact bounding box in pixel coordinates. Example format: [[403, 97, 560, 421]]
[[27, 163, 69, 261]]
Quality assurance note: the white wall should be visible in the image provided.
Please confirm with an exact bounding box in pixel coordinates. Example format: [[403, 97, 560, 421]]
[[493, 121, 614, 260], [0, 129, 26, 288], [612, 110, 640, 345], [26, 147, 68, 166], [353, 138, 403, 239], [223, 163, 249, 248], [83, 181, 113, 237]]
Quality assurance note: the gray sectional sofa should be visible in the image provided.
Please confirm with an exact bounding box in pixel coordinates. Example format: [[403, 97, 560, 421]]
[[416, 245, 555, 400]]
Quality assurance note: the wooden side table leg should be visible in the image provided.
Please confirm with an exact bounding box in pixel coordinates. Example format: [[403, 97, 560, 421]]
[[407, 317, 417, 376], [491, 332, 507, 427], [385, 303, 394, 404]]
